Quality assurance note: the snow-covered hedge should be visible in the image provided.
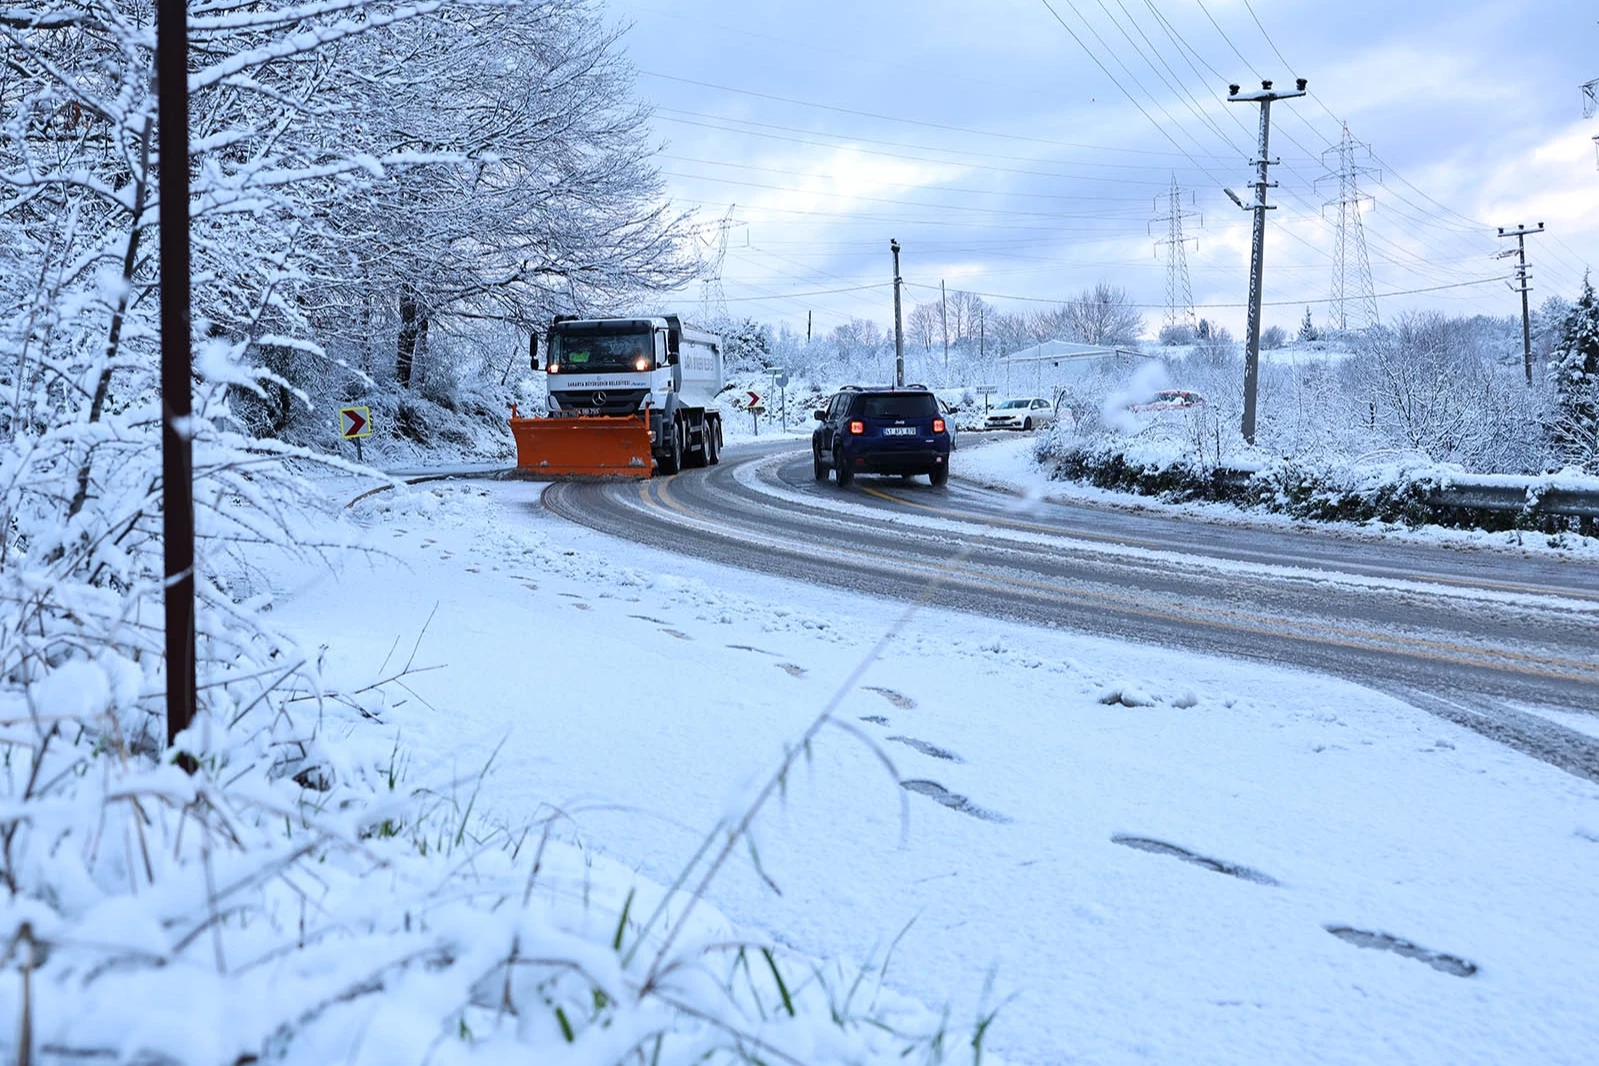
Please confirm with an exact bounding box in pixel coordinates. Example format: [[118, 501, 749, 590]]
[[1035, 430, 1598, 536]]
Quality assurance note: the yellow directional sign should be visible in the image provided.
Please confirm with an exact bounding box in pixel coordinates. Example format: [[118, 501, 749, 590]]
[[339, 406, 372, 439]]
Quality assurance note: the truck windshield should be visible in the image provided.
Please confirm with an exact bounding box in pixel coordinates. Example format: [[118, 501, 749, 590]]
[[550, 330, 653, 372]]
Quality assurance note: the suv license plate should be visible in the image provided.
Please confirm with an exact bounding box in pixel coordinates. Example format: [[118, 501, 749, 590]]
[[882, 427, 917, 435]]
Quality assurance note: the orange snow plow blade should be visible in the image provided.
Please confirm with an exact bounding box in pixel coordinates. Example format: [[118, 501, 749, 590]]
[[510, 411, 655, 478]]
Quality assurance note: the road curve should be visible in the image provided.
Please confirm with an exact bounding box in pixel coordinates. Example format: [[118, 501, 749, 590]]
[[540, 441, 1599, 779]]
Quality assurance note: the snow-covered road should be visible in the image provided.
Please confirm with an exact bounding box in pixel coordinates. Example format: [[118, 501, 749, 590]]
[[269, 456, 1599, 1065], [543, 440, 1599, 774]]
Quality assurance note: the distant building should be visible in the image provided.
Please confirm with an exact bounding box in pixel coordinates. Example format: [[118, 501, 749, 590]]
[[999, 340, 1155, 400]]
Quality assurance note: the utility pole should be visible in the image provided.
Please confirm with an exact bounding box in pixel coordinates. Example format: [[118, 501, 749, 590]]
[[891, 239, 904, 386], [1227, 77, 1306, 446], [1497, 222, 1544, 385], [157, 0, 197, 759], [940, 279, 949, 372], [807, 310, 812, 344]]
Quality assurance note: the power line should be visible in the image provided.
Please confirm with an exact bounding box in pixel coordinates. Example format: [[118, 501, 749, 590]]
[[641, 69, 1262, 159], [902, 275, 1506, 308]]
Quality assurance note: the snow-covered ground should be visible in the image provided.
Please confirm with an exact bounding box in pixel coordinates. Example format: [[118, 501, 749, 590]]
[[267, 448, 1599, 1065]]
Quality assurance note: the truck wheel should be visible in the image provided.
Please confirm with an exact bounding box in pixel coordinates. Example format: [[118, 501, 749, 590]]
[[658, 417, 682, 475], [706, 422, 720, 465], [686, 420, 709, 469], [834, 447, 853, 486], [813, 446, 827, 481]]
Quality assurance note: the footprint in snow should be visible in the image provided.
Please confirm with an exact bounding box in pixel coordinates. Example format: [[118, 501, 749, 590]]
[[863, 686, 916, 710], [629, 614, 670, 625], [1112, 835, 1278, 886], [1324, 926, 1477, 977], [888, 736, 963, 762], [727, 644, 778, 656], [1099, 687, 1157, 707], [659, 628, 691, 640], [859, 715, 890, 726], [776, 663, 807, 678], [570, 602, 590, 611], [901, 779, 1009, 823]]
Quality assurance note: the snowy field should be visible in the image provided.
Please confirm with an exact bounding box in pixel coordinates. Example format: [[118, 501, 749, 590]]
[[266, 447, 1599, 1065]]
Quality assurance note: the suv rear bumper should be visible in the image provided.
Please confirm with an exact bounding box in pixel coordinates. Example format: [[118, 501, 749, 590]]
[[843, 443, 949, 474]]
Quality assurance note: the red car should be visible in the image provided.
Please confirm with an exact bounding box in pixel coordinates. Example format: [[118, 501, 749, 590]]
[[1128, 390, 1206, 413]]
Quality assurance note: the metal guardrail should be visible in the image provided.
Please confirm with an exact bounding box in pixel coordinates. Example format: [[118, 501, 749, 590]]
[[1213, 466, 1599, 519], [1425, 482, 1599, 519]]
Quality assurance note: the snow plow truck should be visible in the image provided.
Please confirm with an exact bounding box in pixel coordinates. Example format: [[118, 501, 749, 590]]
[[510, 314, 725, 477]]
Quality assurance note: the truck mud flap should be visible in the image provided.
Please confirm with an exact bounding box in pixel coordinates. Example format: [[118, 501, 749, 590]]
[[509, 413, 655, 478]]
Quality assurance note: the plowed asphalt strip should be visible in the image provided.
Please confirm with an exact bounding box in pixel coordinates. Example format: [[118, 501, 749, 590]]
[[538, 443, 1599, 781]]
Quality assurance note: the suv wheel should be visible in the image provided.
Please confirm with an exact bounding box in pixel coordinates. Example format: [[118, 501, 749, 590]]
[[812, 446, 827, 481], [834, 447, 853, 486], [929, 464, 949, 487]]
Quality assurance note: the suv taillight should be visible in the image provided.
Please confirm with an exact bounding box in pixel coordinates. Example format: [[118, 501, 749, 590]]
[[849, 420, 864, 434], [933, 418, 946, 433]]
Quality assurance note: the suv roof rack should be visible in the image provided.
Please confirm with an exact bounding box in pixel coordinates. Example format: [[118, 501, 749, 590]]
[[902, 383, 931, 391]]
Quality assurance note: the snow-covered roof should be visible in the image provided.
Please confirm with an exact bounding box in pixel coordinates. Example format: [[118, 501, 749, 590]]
[[1000, 339, 1150, 362]]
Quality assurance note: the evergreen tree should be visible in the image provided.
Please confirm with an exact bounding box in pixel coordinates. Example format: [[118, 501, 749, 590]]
[[1298, 307, 1319, 342], [1547, 274, 1599, 470]]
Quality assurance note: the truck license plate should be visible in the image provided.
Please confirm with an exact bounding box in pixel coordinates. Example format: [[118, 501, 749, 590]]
[[882, 427, 917, 435]]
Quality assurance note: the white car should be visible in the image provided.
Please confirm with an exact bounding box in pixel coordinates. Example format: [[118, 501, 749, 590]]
[[984, 396, 1056, 431]]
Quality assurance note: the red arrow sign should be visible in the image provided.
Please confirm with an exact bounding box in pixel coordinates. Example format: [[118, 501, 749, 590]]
[[340, 406, 369, 439], [747, 390, 761, 407]]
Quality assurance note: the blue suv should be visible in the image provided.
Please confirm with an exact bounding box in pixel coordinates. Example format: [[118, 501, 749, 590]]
[[812, 386, 952, 487]]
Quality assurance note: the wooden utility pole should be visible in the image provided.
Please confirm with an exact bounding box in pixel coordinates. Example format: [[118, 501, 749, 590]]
[[1497, 223, 1544, 385], [891, 239, 904, 386], [1227, 77, 1306, 445], [157, 0, 197, 756]]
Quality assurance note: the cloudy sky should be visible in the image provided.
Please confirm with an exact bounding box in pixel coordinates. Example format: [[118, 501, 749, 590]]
[[601, 0, 1598, 342]]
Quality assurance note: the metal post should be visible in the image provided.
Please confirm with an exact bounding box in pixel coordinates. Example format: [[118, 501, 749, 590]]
[[1497, 223, 1543, 385], [1228, 78, 1306, 445], [157, 0, 196, 754], [940, 278, 949, 373], [891, 239, 904, 387]]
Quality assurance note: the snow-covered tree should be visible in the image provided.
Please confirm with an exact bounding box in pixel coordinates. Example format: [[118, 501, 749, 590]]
[[1298, 307, 1319, 342], [1547, 275, 1599, 471], [1059, 281, 1144, 346]]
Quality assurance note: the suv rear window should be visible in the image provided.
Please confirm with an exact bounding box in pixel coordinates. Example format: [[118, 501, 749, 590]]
[[857, 393, 937, 419]]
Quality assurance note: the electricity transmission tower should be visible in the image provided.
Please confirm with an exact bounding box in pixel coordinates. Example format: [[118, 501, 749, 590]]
[[1150, 176, 1199, 333], [1583, 73, 1598, 170], [700, 204, 736, 324], [1319, 124, 1381, 332]]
